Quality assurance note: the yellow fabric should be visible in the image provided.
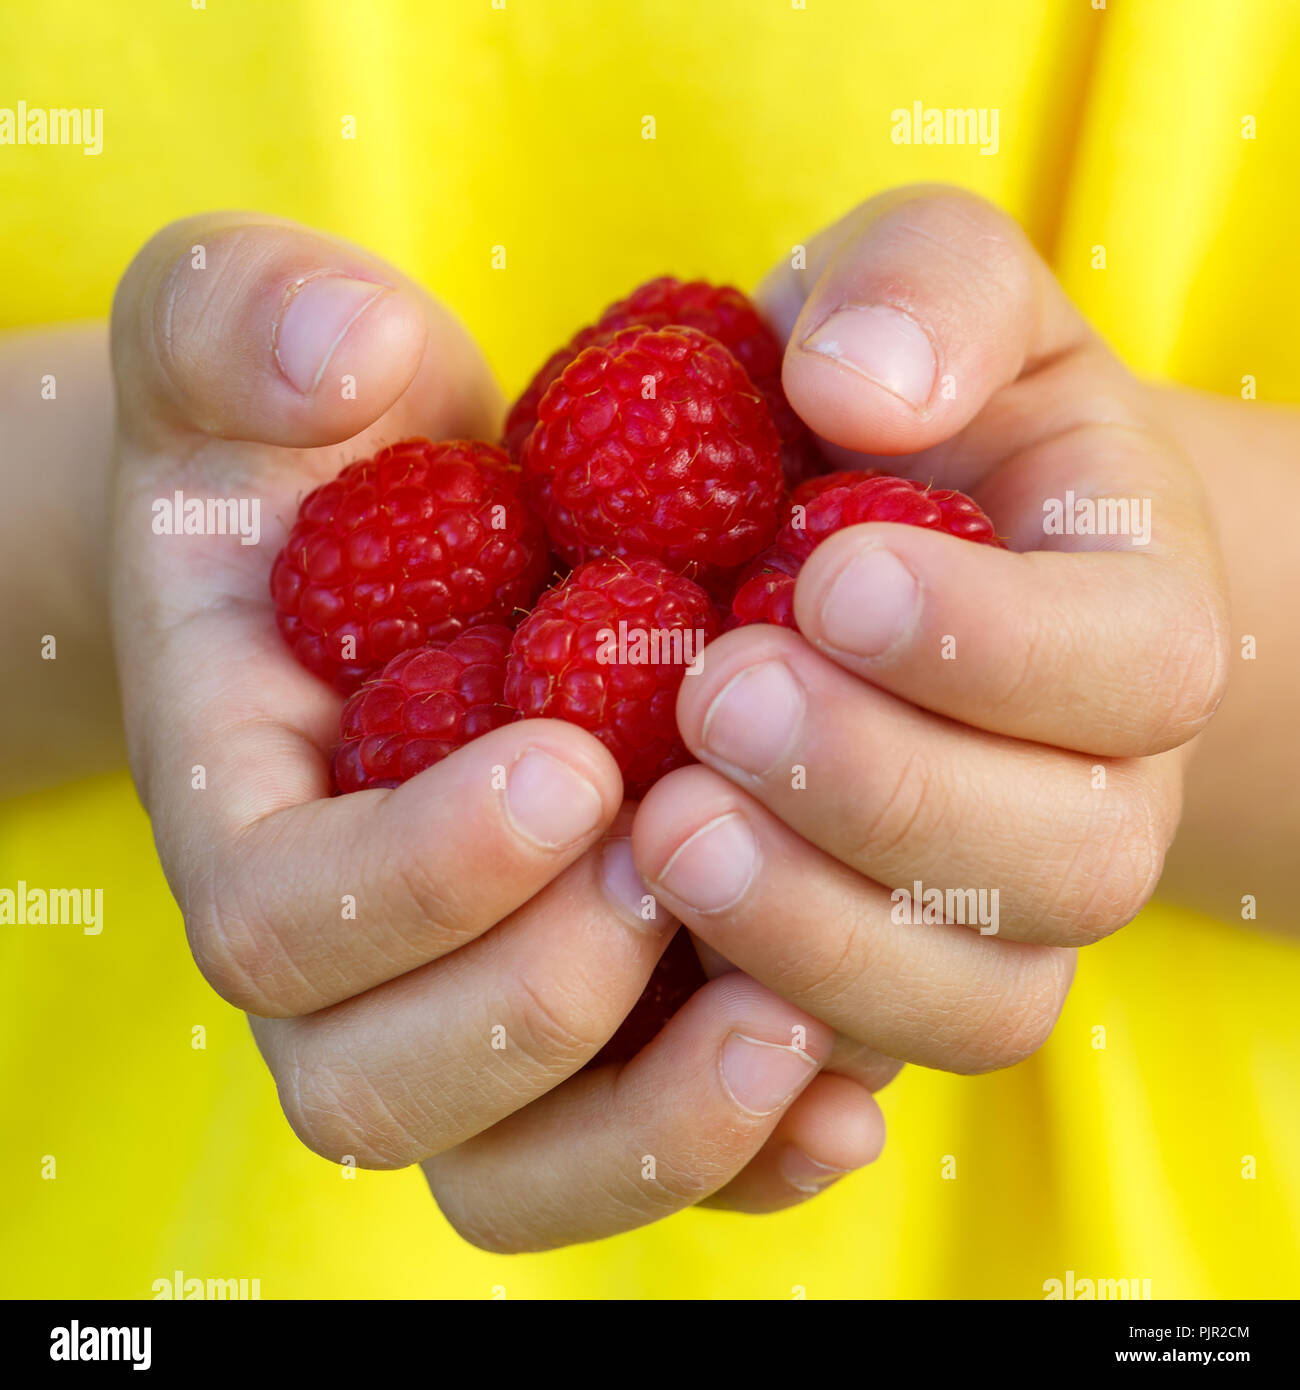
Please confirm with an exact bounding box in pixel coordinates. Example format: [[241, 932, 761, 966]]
[[2, 0, 1297, 1298]]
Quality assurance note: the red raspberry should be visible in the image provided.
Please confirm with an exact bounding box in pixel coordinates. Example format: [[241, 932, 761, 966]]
[[599, 277, 785, 390], [522, 326, 783, 576], [727, 549, 801, 629], [589, 928, 708, 1068], [504, 276, 819, 487], [271, 439, 548, 693], [504, 557, 720, 796], [782, 473, 1004, 551], [789, 467, 886, 508], [503, 329, 613, 463], [332, 626, 515, 793], [729, 473, 1003, 630]]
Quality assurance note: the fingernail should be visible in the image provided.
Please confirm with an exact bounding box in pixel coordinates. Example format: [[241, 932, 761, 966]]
[[701, 661, 804, 777], [777, 1145, 852, 1193], [654, 813, 758, 915], [274, 274, 388, 394], [801, 306, 936, 409], [721, 1033, 817, 1116], [601, 838, 672, 931], [506, 750, 605, 849], [818, 546, 920, 657]]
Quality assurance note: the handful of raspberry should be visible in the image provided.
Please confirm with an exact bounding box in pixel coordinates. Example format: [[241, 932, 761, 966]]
[[270, 276, 1003, 797]]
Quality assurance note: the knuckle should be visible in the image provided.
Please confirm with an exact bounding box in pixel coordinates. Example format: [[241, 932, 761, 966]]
[[182, 848, 319, 1017], [431, 1167, 575, 1255], [182, 865, 293, 1017], [385, 845, 472, 957], [986, 604, 1055, 718], [621, 1154, 712, 1212], [507, 970, 603, 1072], [114, 214, 285, 434], [435, 1199, 531, 1255], [148, 231, 247, 416], [847, 746, 945, 871], [883, 186, 1033, 305], [1143, 593, 1231, 748], [795, 915, 869, 1014], [279, 1042, 424, 1171], [951, 947, 1074, 1073], [111, 218, 194, 332], [1050, 778, 1169, 945]]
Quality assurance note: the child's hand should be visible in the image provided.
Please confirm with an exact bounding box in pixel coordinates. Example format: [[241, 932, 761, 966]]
[[633, 187, 1230, 1072], [107, 214, 889, 1252]]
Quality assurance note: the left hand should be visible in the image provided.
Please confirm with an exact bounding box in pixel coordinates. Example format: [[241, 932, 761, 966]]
[[632, 186, 1229, 1082]]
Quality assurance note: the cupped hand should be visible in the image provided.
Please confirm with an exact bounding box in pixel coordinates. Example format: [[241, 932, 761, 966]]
[[108, 213, 887, 1252], [634, 187, 1229, 1076]]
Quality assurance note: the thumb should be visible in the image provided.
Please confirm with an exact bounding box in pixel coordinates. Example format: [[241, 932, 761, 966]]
[[110, 211, 437, 449], [757, 185, 1090, 455]]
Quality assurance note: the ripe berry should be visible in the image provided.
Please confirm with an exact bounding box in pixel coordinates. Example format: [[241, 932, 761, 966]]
[[504, 557, 721, 796], [729, 472, 1003, 630], [504, 276, 818, 486], [522, 326, 784, 576], [727, 548, 802, 629], [789, 467, 886, 508], [503, 329, 613, 463], [271, 439, 548, 693], [332, 626, 515, 793]]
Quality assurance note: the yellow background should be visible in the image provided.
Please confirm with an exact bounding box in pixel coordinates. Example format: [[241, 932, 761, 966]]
[[1, 0, 1298, 1298]]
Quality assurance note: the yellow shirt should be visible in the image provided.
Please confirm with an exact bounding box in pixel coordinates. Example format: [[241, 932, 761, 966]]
[[2, 0, 1298, 1298]]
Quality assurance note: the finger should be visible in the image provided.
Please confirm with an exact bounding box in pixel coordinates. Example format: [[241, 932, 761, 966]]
[[758, 188, 1229, 755], [106, 215, 585, 1017], [827, 1035, 904, 1093], [677, 628, 1179, 946], [250, 832, 678, 1168], [178, 719, 625, 1016], [111, 211, 501, 788], [111, 211, 495, 449], [422, 973, 832, 1252], [792, 518, 1229, 757], [701, 1072, 885, 1215], [690, 949, 904, 1091], [633, 765, 1077, 1071], [758, 184, 1086, 454]]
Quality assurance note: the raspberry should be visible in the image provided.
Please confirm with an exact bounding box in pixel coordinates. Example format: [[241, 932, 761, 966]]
[[332, 626, 515, 793], [782, 473, 1004, 552], [271, 439, 548, 693], [504, 557, 720, 796], [522, 326, 784, 576], [504, 276, 819, 487], [599, 277, 786, 392], [789, 467, 886, 508], [503, 330, 612, 463], [727, 549, 801, 629], [729, 473, 1003, 630], [589, 928, 708, 1067]]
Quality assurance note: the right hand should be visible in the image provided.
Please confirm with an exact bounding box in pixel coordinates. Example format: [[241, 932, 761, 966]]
[[107, 213, 889, 1251]]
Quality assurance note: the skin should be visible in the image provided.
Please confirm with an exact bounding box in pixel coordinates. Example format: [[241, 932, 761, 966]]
[[1, 186, 1295, 1252]]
